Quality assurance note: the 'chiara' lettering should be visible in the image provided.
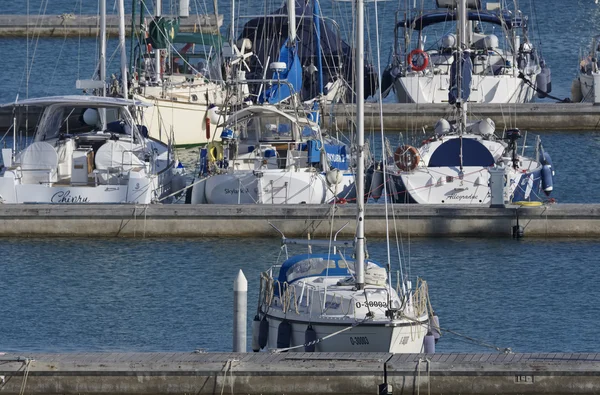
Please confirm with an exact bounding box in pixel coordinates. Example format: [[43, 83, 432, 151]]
[[51, 191, 90, 203]]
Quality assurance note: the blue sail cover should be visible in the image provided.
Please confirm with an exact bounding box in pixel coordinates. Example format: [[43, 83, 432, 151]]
[[449, 51, 473, 104], [262, 40, 303, 104]]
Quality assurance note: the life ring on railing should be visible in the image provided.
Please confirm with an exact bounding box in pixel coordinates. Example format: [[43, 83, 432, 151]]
[[207, 142, 224, 162], [407, 49, 429, 72], [394, 145, 420, 171]]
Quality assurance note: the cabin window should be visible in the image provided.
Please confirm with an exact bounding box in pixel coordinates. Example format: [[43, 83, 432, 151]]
[[286, 258, 337, 282]]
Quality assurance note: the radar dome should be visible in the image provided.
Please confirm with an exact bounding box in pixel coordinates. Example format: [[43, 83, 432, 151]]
[[441, 34, 456, 49], [434, 118, 451, 136], [82, 108, 99, 127]]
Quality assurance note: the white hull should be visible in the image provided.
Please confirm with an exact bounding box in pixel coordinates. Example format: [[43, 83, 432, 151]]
[[263, 312, 428, 353], [579, 73, 596, 102], [193, 170, 354, 204], [137, 95, 224, 148], [394, 74, 537, 103]]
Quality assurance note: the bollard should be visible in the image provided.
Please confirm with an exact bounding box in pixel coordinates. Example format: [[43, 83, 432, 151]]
[[233, 269, 248, 352]]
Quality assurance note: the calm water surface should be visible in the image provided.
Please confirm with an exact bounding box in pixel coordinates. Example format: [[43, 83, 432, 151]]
[[1, 236, 599, 353], [0, 1, 599, 355]]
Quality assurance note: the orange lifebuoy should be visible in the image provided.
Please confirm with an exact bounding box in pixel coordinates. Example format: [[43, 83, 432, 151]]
[[394, 145, 420, 171], [407, 49, 429, 72]]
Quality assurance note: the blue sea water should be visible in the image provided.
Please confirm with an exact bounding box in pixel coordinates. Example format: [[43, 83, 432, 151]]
[[0, 1, 599, 355], [1, 236, 599, 354]]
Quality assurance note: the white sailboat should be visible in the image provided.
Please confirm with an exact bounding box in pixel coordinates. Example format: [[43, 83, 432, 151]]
[[385, 0, 554, 205], [251, 0, 436, 353], [131, 0, 231, 148], [0, 0, 181, 204], [384, 0, 550, 104], [188, 0, 355, 205]]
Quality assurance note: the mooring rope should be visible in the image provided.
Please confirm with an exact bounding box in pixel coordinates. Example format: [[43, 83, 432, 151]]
[[18, 359, 32, 395]]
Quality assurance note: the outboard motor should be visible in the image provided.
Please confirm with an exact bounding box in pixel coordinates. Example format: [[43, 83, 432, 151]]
[[505, 128, 521, 169]]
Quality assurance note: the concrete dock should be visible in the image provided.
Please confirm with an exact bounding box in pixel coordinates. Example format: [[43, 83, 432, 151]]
[[1, 352, 599, 394], [327, 102, 600, 131], [0, 14, 222, 37], [2, 103, 599, 132], [0, 202, 595, 237]]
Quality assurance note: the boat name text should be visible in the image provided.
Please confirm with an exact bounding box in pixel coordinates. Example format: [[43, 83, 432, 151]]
[[350, 336, 370, 345], [51, 191, 90, 203], [446, 193, 480, 201]]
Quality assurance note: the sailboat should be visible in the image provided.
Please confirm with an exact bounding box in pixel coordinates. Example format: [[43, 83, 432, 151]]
[[131, 0, 230, 148], [187, 0, 355, 205], [0, 0, 181, 204], [251, 0, 436, 353], [383, 0, 550, 104], [235, 0, 379, 103], [385, 0, 554, 205], [572, 35, 600, 102]]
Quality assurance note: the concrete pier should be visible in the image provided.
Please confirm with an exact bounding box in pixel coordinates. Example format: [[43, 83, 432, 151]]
[[0, 352, 599, 394], [2, 102, 599, 132], [0, 203, 595, 237], [0, 14, 222, 37], [326, 102, 600, 131]]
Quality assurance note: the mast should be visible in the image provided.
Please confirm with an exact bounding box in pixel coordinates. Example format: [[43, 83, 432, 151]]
[[457, 0, 466, 172], [458, 0, 467, 130], [288, 0, 296, 43], [355, 0, 365, 290], [100, 0, 107, 129], [230, 0, 235, 50], [118, 0, 128, 97], [154, 0, 162, 84], [313, 0, 323, 95]]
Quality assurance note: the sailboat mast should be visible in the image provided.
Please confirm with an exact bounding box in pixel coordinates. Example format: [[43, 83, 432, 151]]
[[457, 0, 467, 171], [100, 0, 107, 129], [288, 0, 296, 42], [118, 0, 128, 97], [313, 0, 323, 95], [154, 0, 162, 84], [458, 0, 467, 131], [355, 0, 365, 290]]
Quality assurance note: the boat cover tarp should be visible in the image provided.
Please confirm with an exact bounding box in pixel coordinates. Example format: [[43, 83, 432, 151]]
[[428, 138, 495, 167], [238, 0, 377, 100]]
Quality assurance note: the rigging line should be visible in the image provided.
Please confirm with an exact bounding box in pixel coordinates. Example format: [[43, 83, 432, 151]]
[[372, 0, 393, 294], [18, 0, 49, 98]]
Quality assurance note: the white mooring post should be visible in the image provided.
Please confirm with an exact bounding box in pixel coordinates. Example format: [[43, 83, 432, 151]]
[[233, 269, 248, 352]]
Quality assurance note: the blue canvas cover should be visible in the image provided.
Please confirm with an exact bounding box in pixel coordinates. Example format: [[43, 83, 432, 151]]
[[429, 138, 495, 167], [261, 40, 303, 104]]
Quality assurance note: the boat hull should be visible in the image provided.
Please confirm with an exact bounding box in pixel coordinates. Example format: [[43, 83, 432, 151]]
[[136, 95, 224, 148], [262, 312, 428, 353], [394, 74, 537, 104], [389, 166, 543, 204], [193, 170, 355, 204]]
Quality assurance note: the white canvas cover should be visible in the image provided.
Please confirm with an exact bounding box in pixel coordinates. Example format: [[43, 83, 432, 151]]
[[94, 140, 145, 171], [17, 142, 59, 170]]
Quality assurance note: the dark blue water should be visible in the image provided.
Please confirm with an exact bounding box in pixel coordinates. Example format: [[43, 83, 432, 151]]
[[1, 236, 599, 353]]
